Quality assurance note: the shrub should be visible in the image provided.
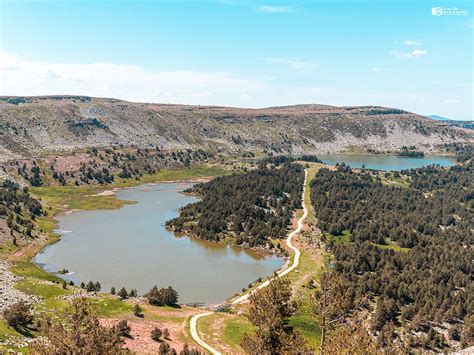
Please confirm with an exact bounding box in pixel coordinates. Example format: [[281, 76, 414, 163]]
[[30, 298, 123, 353], [448, 325, 461, 341], [180, 344, 202, 355], [159, 341, 175, 354], [116, 320, 131, 337], [151, 327, 162, 342], [133, 304, 143, 317], [3, 302, 33, 329]]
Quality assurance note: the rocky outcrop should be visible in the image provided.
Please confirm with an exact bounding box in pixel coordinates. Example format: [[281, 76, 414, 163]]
[[0, 262, 40, 314]]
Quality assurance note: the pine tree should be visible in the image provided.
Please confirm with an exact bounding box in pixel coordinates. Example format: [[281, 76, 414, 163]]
[[241, 274, 307, 353], [133, 304, 143, 317], [117, 287, 128, 299], [86, 281, 95, 292]]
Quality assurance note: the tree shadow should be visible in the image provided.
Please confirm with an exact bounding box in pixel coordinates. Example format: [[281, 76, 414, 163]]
[[15, 325, 37, 338]]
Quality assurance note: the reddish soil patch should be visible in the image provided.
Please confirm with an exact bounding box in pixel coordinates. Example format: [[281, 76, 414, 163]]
[[100, 305, 201, 354], [45, 153, 92, 172], [101, 317, 187, 353]]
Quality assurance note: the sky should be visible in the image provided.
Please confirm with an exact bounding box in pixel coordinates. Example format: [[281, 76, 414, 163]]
[[0, 0, 472, 120]]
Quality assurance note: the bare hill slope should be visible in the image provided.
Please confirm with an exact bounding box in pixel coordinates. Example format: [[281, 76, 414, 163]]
[[0, 95, 472, 160]]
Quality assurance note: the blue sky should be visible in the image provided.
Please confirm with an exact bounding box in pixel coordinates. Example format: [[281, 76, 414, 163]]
[[0, 0, 472, 119]]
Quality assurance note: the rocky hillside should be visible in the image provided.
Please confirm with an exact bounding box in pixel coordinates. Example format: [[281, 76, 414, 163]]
[[0, 96, 472, 161]]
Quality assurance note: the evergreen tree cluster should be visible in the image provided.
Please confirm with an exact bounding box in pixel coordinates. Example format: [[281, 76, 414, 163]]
[[310, 162, 473, 345], [167, 161, 304, 246], [145, 285, 179, 306], [310, 162, 472, 247], [442, 143, 473, 163], [80, 280, 101, 292], [7, 147, 214, 187], [0, 180, 43, 241]]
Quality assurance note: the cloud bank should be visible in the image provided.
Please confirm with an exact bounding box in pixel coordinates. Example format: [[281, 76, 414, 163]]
[[0, 50, 470, 119]]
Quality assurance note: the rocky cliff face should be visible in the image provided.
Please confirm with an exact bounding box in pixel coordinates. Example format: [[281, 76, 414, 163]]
[[0, 96, 472, 161]]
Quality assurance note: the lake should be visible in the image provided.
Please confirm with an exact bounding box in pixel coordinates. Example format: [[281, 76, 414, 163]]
[[314, 154, 455, 171], [34, 182, 284, 305]]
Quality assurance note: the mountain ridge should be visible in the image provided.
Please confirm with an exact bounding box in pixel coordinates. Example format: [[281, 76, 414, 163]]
[[0, 95, 472, 161]]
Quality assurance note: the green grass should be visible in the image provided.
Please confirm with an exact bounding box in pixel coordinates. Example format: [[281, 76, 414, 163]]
[[15, 279, 71, 310], [0, 321, 32, 353], [331, 230, 352, 245], [373, 240, 410, 252], [0, 242, 19, 257], [93, 297, 134, 317], [36, 216, 58, 234], [380, 173, 410, 188], [221, 316, 254, 348], [197, 313, 253, 353], [15, 279, 68, 298], [111, 166, 228, 188], [290, 313, 320, 349], [11, 262, 63, 283], [68, 195, 136, 210], [0, 320, 22, 341], [31, 185, 135, 211]]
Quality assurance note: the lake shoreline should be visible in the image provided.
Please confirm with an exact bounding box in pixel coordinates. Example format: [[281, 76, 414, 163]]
[[33, 179, 285, 304], [9, 168, 227, 272]]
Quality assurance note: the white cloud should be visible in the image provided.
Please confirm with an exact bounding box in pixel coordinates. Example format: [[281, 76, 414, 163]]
[[390, 49, 427, 58], [0, 51, 20, 70], [0, 50, 470, 119], [0, 50, 264, 106], [258, 5, 294, 13], [265, 57, 317, 73], [410, 49, 428, 58], [371, 67, 382, 72], [405, 40, 422, 46]]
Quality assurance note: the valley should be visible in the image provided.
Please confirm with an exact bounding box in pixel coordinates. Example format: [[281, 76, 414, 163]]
[[0, 97, 472, 353]]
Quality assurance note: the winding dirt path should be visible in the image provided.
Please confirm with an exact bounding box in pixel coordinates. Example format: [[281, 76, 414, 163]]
[[189, 169, 308, 354], [190, 311, 221, 355]]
